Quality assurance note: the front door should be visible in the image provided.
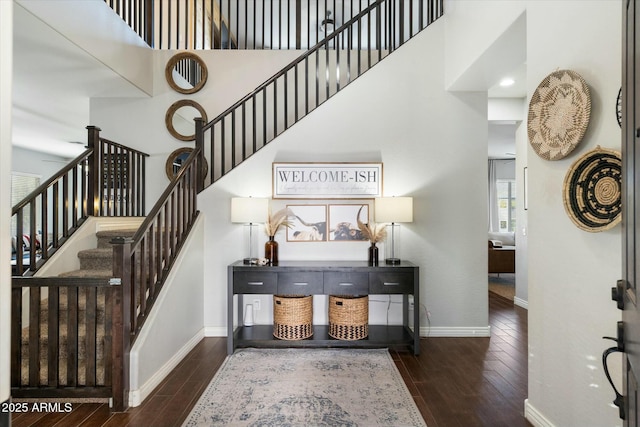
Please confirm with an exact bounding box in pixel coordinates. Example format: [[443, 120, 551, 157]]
[[621, 0, 640, 425]]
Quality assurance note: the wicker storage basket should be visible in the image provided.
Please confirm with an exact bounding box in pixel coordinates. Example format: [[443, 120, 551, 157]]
[[329, 295, 369, 340], [273, 295, 313, 340]]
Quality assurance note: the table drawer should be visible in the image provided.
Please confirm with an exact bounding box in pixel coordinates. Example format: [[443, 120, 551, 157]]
[[369, 272, 414, 294], [277, 272, 323, 295], [324, 272, 368, 295], [233, 271, 277, 294]]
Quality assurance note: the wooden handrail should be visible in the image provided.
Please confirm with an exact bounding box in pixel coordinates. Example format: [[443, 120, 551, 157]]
[[10, 126, 149, 276]]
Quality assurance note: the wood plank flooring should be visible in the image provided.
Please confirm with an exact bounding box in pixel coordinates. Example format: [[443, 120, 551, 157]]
[[11, 292, 529, 427]]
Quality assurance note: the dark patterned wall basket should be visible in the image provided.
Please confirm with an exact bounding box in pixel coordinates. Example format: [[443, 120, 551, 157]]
[[563, 146, 622, 232], [329, 295, 369, 340], [273, 295, 313, 340], [528, 69, 591, 161]]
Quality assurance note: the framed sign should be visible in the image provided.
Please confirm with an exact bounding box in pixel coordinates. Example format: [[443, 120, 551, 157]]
[[273, 162, 383, 199]]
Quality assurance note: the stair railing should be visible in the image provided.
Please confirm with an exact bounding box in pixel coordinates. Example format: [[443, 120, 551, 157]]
[[109, 146, 200, 406], [11, 126, 149, 276], [196, 0, 443, 187], [10, 276, 120, 403], [106, 0, 443, 51]]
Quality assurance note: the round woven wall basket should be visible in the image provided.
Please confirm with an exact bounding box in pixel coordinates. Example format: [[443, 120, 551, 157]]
[[528, 69, 591, 161], [328, 295, 368, 341], [273, 295, 313, 340], [563, 146, 622, 232]]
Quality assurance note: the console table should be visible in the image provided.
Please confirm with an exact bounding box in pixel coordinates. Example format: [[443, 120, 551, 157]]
[[227, 260, 420, 355]]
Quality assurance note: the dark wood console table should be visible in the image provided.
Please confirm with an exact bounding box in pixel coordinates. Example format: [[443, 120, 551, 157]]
[[227, 260, 420, 355]]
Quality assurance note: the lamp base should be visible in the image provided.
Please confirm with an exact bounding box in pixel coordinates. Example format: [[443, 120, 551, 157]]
[[385, 258, 401, 265], [243, 257, 259, 265]]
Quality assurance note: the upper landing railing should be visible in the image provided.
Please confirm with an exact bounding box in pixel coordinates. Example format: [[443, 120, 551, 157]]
[[106, 0, 443, 50]]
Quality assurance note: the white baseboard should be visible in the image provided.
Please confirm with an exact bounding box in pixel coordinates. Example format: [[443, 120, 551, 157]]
[[128, 329, 205, 407], [514, 297, 528, 309], [420, 326, 491, 337], [525, 399, 556, 427], [204, 326, 228, 337], [205, 326, 492, 338]]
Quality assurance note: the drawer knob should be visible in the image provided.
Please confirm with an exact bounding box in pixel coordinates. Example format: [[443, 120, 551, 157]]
[[247, 281, 264, 286]]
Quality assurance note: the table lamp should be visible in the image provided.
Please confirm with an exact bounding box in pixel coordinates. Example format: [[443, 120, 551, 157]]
[[375, 197, 413, 265], [231, 197, 268, 264]]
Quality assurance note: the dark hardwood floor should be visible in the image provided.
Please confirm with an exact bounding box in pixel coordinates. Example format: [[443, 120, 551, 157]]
[[11, 292, 529, 427]]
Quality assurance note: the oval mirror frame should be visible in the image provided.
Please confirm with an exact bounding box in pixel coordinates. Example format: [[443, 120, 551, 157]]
[[165, 52, 208, 94], [165, 99, 208, 142], [165, 147, 209, 181]]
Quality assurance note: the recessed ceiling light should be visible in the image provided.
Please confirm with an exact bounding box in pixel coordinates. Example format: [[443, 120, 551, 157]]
[[499, 78, 515, 87]]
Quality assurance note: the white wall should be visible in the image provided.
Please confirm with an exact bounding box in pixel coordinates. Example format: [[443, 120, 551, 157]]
[[92, 18, 491, 338], [524, 2, 622, 427], [0, 0, 12, 411], [443, 0, 526, 91], [198, 19, 490, 335], [128, 215, 205, 407], [515, 119, 528, 307], [91, 49, 301, 208], [17, 0, 153, 95]]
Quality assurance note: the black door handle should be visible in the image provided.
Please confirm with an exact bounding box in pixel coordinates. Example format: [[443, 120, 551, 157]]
[[612, 279, 626, 310], [603, 321, 625, 420]]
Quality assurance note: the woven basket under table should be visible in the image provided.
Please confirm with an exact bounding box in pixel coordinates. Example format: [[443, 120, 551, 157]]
[[329, 295, 369, 340], [273, 295, 313, 340]]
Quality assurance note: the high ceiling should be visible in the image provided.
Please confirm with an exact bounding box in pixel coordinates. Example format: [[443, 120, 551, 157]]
[[11, 2, 523, 162], [12, 2, 147, 159]]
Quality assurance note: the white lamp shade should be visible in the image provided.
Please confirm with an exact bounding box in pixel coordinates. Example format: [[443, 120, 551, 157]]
[[374, 197, 413, 223], [231, 197, 268, 223]]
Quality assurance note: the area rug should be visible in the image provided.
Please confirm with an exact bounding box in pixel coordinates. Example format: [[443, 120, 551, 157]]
[[489, 273, 515, 301], [182, 348, 427, 427]]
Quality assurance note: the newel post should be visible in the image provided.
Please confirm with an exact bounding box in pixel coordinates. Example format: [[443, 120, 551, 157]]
[[195, 117, 204, 193], [110, 236, 133, 412], [86, 126, 102, 217]]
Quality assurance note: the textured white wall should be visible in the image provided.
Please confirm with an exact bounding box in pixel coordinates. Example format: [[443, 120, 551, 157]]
[[524, 2, 622, 427]]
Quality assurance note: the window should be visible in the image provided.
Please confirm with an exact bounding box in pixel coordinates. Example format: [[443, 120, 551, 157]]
[[10, 173, 40, 237], [496, 179, 516, 232]]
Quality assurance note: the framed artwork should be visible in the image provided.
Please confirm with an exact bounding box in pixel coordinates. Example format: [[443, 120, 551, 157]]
[[328, 204, 369, 241], [273, 162, 383, 199], [286, 205, 328, 241]]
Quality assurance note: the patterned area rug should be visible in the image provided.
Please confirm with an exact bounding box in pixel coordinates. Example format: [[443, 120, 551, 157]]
[[182, 348, 427, 427]]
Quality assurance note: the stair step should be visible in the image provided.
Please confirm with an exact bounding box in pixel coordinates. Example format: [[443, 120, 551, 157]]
[[77, 248, 113, 271], [96, 229, 138, 248], [58, 269, 113, 278]]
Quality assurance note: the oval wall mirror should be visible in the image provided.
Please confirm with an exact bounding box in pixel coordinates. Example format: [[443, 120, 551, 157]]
[[165, 52, 208, 94], [165, 100, 208, 141], [165, 147, 209, 181]]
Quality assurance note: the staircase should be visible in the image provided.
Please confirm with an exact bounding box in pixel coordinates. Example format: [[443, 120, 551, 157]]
[[60, 229, 139, 279], [11, 0, 444, 412], [17, 229, 138, 392]]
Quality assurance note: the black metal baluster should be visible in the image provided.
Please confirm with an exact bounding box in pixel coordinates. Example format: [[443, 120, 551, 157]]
[[252, 93, 257, 152], [231, 110, 236, 167], [242, 102, 247, 160], [220, 119, 226, 176]]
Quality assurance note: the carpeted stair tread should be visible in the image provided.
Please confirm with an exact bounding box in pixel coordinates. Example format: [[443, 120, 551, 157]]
[[96, 229, 138, 248], [77, 248, 113, 271], [58, 269, 113, 278]]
